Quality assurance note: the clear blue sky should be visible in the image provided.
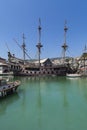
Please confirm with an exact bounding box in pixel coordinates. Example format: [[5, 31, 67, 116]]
[[0, 0, 87, 60]]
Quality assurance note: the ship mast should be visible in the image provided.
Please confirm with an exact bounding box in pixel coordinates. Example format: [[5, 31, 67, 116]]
[[62, 21, 68, 62], [22, 33, 26, 64], [83, 44, 87, 69], [36, 18, 43, 68], [84, 44, 87, 52]]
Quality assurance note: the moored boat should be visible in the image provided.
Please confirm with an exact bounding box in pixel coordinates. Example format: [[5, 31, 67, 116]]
[[0, 79, 21, 98], [66, 73, 82, 78]]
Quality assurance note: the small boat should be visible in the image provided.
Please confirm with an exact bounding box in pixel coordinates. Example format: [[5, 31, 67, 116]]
[[0, 79, 21, 98], [66, 73, 82, 78]]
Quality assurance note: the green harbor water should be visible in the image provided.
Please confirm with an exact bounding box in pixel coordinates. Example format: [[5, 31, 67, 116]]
[[0, 76, 87, 130]]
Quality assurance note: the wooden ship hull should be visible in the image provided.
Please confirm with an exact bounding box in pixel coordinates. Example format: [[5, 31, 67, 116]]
[[16, 64, 72, 76]]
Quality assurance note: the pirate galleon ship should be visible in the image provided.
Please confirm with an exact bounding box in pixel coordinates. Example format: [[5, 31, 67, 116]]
[[7, 20, 72, 76]]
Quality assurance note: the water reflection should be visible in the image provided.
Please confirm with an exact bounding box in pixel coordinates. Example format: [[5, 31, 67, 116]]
[[23, 76, 69, 129], [0, 93, 19, 116], [1, 76, 87, 130], [0, 75, 14, 82], [16, 76, 69, 109], [66, 77, 87, 101], [37, 78, 42, 129]]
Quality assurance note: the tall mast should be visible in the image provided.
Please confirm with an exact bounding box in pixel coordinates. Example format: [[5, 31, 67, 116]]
[[62, 21, 68, 62], [36, 18, 43, 68], [83, 44, 87, 69], [84, 44, 87, 52], [22, 33, 26, 64]]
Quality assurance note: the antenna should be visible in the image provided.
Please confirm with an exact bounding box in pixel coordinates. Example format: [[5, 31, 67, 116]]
[[36, 18, 43, 68]]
